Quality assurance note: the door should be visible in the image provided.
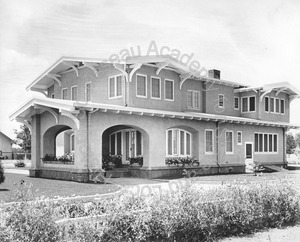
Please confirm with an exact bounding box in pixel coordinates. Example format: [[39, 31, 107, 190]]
[[245, 142, 254, 171]]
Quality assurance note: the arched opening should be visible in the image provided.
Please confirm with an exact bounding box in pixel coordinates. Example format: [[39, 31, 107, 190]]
[[43, 125, 74, 158], [102, 125, 148, 167]]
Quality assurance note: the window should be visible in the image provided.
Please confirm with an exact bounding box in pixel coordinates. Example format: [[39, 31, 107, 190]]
[[187, 90, 200, 109], [275, 98, 280, 113], [218, 94, 224, 108], [205, 130, 214, 154], [225, 131, 234, 154], [62, 88, 68, 100], [70, 134, 75, 151], [71, 86, 78, 101], [165, 79, 174, 101], [109, 75, 122, 98], [136, 74, 147, 98], [51, 93, 54, 99], [151, 77, 161, 99], [234, 97, 239, 110], [241, 96, 256, 112], [254, 133, 278, 153], [280, 99, 285, 114], [110, 131, 122, 155], [270, 98, 275, 112], [265, 97, 269, 112], [166, 129, 191, 156], [85, 82, 91, 102], [237, 131, 242, 145]]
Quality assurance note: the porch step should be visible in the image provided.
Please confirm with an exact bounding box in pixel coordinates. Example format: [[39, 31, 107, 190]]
[[263, 165, 288, 172], [105, 168, 130, 178]]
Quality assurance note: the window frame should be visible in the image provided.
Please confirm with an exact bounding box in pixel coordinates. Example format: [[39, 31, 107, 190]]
[[108, 74, 123, 99], [187, 90, 200, 110], [275, 98, 280, 114], [234, 97, 239, 110], [164, 79, 174, 101], [254, 132, 278, 154], [136, 74, 147, 98], [218, 94, 224, 108], [166, 128, 192, 157], [241, 95, 256, 113], [70, 133, 75, 151], [265, 96, 269, 112], [205, 129, 214, 155], [50, 93, 55, 99], [150, 76, 161, 100], [237, 131, 242, 145], [71, 85, 78, 101], [61, 88, 68, 100], [270, 97, 275, 113], [225, 130, 234, 154], [280, 99, 285, 115], [85, 82, 92, 102]]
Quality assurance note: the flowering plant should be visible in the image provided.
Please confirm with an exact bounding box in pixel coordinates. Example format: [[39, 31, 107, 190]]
[[165, 156, 199, 166]]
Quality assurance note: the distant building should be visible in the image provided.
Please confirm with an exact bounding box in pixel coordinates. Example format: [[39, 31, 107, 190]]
[[10, 55, 300, 182], [0, 131, 13, 159]]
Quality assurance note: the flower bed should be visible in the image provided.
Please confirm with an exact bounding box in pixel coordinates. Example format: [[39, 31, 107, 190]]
[[42, 153, 74, 165], [0, 181, 299, 241], [165, 156, 199, 166]]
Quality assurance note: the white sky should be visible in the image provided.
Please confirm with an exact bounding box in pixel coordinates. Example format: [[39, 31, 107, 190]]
[[0, 0, 300, 138]]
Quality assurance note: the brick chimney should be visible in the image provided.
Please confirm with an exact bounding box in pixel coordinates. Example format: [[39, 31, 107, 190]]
[[208, 69, 220, 79]]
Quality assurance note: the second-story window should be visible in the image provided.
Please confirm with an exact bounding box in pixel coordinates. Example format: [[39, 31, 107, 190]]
[[275, 98, 280, 113], [151, 77, 161, 99], [136, 74, 147, 98], [165, 79, 174, 101], [281, 99, 285, 114], [62, 88, 68, 100], [187, 90, 200, 109], [270, 97, 275, 112], [109, 75, 122, 98], [265, 97, 269, 112], [242, 96, 256, 113], [234, 97, 239, 110], [85, 82, 91, 102], [218, 94, 224, 108], [71, 86, 78, 101]]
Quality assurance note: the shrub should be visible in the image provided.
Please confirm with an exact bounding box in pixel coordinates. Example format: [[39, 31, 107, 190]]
[[165, 156, 199, 166], [0, 161, 5, 184], [102, 155, 122, 169], [14, 160, 26, 167], [129, 156, 143, 166]]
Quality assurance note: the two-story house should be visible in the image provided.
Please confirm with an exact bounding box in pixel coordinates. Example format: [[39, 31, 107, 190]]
[[10, 55, 300, 182]]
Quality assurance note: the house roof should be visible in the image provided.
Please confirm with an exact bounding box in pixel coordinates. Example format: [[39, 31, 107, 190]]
[[0, 131, 13, 142], [234, 81, 300, 98], [9, 97, 300, 129], [25, 55, 247, 92]]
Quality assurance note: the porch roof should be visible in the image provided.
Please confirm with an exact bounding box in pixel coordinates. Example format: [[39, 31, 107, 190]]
[[9, 97, 300, 129]]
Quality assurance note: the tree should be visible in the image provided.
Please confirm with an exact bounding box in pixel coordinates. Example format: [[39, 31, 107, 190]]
[[295, 132, 300, 148], [14, 125, 31, 153], [286, 133, 296, 155]]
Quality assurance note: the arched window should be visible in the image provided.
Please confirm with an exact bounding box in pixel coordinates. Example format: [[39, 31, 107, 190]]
[[166, 129, 191, 156]]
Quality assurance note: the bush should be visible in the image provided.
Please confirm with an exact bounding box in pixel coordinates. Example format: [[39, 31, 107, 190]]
[[102, 155, 122, 169], [0, 162, 5, 184], [14, 160, 26, 167], [129, 156, 143, 166]]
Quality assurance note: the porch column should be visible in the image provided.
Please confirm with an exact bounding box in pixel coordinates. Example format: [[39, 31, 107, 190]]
[[30, 114, 41, 177]]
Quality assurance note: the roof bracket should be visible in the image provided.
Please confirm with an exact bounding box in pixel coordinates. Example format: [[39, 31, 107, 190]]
[[34, 105, 59, 124], [60, 110, 80, 129], [63, 62, 79, 77], [129, 63, 142, 82], [156, 62, 169, 75], [47, 74, 62, 87], [83, 62, 98, 77], [113, 63, 128, 82], [15, 117, 32, 134], [260, 89, 272, 102], [30, 88, 48, 97], [275, 87, 287, 96], [179, 73, 192, 89]]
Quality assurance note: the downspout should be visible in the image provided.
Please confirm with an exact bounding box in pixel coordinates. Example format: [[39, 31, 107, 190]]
[[216, 121, 220, 174], [86, 110, 90, 181]]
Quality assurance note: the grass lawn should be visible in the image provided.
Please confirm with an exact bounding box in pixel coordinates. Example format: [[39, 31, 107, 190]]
[[0, 173, 120, 203]]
